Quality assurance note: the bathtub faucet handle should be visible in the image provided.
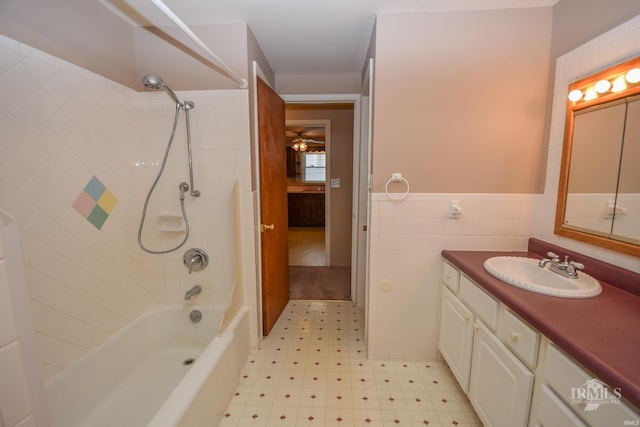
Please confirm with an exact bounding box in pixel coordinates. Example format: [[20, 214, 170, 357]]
[[184, 285, 202, 300], [183, 248, 209, 274], [188, 254, 201, 274]]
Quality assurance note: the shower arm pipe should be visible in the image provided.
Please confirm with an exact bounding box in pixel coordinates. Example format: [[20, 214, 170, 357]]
[[149, 0, 248, 89]]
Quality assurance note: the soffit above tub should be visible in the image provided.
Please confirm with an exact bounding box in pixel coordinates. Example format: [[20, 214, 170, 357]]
[[101, 0, 558, 91]]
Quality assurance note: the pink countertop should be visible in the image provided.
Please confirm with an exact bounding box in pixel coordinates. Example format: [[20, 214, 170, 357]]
[[442, 239, 640, 410]]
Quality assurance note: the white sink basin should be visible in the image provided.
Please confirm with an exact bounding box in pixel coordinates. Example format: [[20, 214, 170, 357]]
[[483, 256, 602, 298]]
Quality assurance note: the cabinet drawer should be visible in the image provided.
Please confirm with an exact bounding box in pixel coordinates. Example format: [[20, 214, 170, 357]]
[[544, 344, 640, 424], [459, 275, 499, 330], [497, 309, 539, 368], [442, 261, 460, 292]]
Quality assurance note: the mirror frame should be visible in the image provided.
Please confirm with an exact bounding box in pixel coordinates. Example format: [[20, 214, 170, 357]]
[[555, 55, 640, 257]]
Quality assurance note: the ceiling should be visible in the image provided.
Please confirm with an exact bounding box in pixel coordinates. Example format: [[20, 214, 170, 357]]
[[102, 0, 558, 90]]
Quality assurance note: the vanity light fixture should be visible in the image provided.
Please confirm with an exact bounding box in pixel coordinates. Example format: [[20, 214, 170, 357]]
[[566, 56, 640, 104]]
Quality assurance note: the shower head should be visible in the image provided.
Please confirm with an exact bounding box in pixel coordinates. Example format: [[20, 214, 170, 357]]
[[142, 74, 181, 105]]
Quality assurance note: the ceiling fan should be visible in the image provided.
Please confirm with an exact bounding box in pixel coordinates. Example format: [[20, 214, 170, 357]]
[[285, 129, 325, 151]]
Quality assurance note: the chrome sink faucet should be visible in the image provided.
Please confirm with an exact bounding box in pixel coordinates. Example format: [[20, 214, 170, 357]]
[[184, 285, 202, 300], [538, 252, 584, 279]]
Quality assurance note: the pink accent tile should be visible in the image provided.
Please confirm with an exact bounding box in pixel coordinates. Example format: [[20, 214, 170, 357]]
[[72, 191, 95, 217]]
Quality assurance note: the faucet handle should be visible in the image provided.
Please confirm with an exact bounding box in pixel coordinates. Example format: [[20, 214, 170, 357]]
[[183, 248, 209, 274], [546, 251, 560, 261], [569, 261, 585, 270]]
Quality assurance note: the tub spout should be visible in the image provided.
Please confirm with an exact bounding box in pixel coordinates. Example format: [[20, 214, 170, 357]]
[[184, 285, 202, 300]]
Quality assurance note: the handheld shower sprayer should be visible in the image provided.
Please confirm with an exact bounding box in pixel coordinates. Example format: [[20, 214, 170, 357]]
[[142, 74, 181, 105], [138, 74, 201, 254]]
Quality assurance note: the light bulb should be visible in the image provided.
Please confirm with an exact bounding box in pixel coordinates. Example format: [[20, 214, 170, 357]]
[[584, 88, 597, 101], [568, 89, 583, 102], [626, 68, 640, 84], [594, 79, 611, 93], [612, 75, 627, 92]]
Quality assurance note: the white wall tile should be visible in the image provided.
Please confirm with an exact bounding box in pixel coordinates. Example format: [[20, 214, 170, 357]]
[[0, 36, 256, 381], [368, 193, 535, 360]]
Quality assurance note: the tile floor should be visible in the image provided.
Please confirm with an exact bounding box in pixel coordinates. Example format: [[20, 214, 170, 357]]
[[221, 301, 482, 426]]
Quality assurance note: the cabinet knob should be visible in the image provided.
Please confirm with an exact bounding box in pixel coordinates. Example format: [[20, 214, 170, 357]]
[[510, 331, 519, 341]]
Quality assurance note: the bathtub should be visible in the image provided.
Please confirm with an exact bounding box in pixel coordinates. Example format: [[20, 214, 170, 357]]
[[45, 304, 250, 427]]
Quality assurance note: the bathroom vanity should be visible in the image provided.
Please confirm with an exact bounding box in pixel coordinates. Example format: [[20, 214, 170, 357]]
[[440, 238, 640, 426]]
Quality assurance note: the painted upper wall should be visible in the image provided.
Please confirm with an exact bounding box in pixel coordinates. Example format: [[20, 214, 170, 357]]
[[0, 0, 273, 92], [372, 8, 552, 193], [133, 23, 249, 91], [551, 0, 640, 61], [535, 0, 640, 192], [0, 0, 137, 88]]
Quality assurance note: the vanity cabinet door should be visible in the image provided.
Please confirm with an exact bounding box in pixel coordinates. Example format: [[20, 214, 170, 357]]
[[439, 287, 474, 392], [469, 321, 534, 427]]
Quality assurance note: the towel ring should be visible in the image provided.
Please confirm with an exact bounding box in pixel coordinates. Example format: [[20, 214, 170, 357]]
[[384, 175, 410, 201]]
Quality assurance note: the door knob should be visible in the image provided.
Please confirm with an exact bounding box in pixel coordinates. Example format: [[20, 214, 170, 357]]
[[260, 223, 275, 232]]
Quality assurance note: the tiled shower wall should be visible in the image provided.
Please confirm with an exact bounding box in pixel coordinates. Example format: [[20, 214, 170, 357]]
[[367, 193, 534, 360], [0, 35, 252, 381]]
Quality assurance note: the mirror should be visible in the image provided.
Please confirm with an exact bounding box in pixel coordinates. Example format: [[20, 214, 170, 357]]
[[555, 56, 640, 257]]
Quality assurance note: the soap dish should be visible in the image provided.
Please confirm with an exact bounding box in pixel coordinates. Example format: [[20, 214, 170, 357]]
[[157, 212, 185, 232]]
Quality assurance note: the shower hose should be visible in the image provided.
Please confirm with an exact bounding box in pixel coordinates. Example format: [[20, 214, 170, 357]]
[[138, 104, 191, 254]]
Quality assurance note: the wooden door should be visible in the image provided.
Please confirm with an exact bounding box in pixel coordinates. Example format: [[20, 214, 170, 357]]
[[257, 77, 289, 335]]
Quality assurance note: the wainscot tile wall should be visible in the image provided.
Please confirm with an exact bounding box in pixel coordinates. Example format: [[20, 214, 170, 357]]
[[367, 193, 535, 360], [0, 34, 254, 381]]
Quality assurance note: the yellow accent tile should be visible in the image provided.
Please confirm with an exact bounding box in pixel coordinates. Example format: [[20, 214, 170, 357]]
[[97, 189, 118, 213]]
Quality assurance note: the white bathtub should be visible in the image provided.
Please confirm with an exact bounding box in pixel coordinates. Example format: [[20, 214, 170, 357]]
[[45, 304, 250, 427]]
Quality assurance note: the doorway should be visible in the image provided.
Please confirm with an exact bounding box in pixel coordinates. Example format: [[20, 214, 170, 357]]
[[285, 120, 329, 267], [285, 103, 354, 301]]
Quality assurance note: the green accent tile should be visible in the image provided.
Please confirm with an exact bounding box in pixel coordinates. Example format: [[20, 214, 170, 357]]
[[87, 205, 109, 230], [85, 176, 105, 201]]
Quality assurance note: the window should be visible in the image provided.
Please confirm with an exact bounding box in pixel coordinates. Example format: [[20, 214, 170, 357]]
[[302, 152, 326, 183]]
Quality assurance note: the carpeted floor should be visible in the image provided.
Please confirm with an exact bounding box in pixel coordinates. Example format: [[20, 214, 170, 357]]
[[289, 266, 351, 300]]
